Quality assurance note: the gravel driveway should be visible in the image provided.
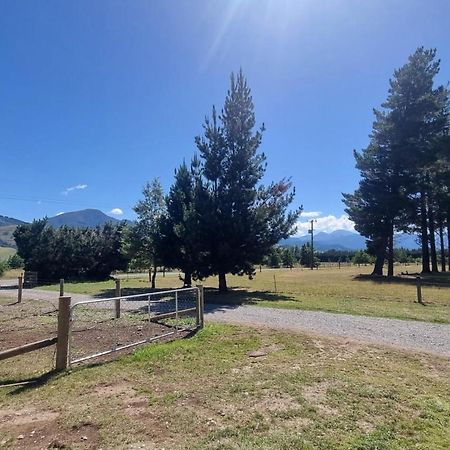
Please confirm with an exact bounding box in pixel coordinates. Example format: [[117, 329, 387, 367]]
[[2, 286, 449, 356], [205, 304, 450, 357]]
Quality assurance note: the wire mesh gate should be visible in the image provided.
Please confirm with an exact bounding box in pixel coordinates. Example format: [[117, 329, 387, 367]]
[[69, 287, 203, 365]]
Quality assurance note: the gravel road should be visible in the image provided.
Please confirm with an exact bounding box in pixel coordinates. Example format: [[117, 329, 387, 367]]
[[1, 286, 449, 356], [0, 286, 94, 304], [205, 304, 450, 356]]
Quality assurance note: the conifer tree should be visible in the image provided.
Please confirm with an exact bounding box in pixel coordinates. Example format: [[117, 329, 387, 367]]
[[344, 48, 449, 275], [195, 70, 301, 292], [159, 158, 207, 286]]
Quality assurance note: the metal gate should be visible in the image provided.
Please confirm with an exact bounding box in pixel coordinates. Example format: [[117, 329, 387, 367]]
[[69, 286, 203, 365]]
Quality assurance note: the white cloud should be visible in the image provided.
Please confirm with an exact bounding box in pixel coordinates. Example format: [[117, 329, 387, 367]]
[[295, 214, 355, 236], [110, 208, 123, 216], [56, 212, 65, 216], [62, 184, 88, 195], [301, 211, 322, 218]]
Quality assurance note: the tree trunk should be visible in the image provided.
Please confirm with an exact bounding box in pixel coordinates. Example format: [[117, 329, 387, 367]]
[[218, 272, 228, 293], [151, 266, 157, 289], [438, 222, 446, 272], [447, 209, 450, 270], [372, 239, 386, 276], [428, 203, 439, 272], [420, 190, 431, 273], [183, 271, 192, 287], [387, 222, 394, 277]]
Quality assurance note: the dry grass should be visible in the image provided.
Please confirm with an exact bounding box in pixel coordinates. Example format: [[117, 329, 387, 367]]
[[0, 324, 449, 449], [0, 247, 15, 262]]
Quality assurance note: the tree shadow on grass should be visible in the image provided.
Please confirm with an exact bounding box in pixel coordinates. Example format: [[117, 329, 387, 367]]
[[353, 272, 450, 287], [204, 287, 295, 313]]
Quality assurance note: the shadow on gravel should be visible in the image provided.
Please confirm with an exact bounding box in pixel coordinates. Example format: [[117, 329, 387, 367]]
[[354, 272, 450, 287]]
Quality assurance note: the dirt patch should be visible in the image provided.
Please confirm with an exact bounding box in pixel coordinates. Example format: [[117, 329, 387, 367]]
[[0, 408, 97, 450], [302, 381, 340, 416], [93, 382, 135, 397], [254, 392, 299, 413], [0, 298, 58, 351], [0, 406, 100, 450], [357, 420, 376, 433], [0, 407, 59, 427]]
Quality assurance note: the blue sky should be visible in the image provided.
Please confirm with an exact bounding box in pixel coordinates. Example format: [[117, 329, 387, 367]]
[[1, 0, 450, 234]]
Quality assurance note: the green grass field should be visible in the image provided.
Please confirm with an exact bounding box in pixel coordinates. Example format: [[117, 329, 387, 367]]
[[37, 265, 450, 323], [0, 324, 449, 449]]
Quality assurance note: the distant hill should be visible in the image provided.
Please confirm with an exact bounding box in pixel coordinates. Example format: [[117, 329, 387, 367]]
[[281, 230, 420, 251], [47, 209, 121, 228], [0, 215, 27, 248], [0, 215, 26, 227]]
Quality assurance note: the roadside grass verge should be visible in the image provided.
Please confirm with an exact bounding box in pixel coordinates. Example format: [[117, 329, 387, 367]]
[[0, 324, 449, 449], [34, 266, 450, 323]]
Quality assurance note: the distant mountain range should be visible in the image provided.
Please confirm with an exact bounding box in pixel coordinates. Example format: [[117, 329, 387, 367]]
[[0, 209, 122, 248], [46, 209, 121, 228], [281, 230, 419, 251]]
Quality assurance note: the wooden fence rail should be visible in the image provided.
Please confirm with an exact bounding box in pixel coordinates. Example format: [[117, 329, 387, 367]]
[[0, 337, 57, 362]]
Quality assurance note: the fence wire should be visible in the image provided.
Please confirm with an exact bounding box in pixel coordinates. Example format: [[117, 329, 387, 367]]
[[70, 287, 199, 364], [0, 296, 58, 352]]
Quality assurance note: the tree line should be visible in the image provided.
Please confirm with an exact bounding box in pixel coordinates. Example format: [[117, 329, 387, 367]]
[[14, 220, 128, 280], [264, 246, 419, 269], [344, 48, 450, 276]]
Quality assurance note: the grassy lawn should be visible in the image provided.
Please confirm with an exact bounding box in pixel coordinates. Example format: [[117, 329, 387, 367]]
[[36, 266, 450, 323], [0, 324, 449, 449]]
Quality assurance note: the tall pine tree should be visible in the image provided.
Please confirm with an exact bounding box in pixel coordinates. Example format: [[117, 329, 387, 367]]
[[195, 70, 301, 292]]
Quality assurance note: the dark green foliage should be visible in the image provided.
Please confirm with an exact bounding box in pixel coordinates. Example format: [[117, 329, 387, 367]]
[[352, 250, 373, 265], [265, 248, 282, 268], [298, 242, 320, 268], [13, 219, 129, 281], [194, 70, 301, 291], [0, 260, 7, 276], [6, 253, 24, 269], [281, 247, 296, 269], [158, 159, 207, 286], [344, 47, 450, 276]]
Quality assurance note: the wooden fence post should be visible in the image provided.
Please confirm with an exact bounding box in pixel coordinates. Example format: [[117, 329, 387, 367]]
[[56, 296, 71, 371], [115, 279, 121, 319], [59, 279, 64, 297], [416, 276, 424, 305], [17, 275, 23, 303], [196, 285, 204, 328]]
